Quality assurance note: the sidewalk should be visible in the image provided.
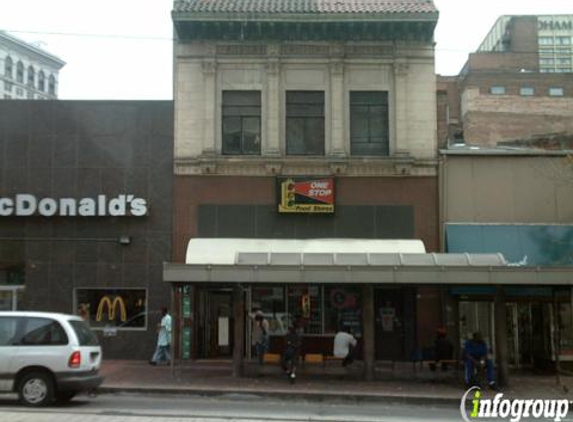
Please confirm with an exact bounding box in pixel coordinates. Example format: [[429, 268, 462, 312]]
[[99, 360, 573, 405]]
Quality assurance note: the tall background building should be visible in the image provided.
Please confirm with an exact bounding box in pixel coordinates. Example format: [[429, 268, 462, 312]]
[[477, 15, 573, 74], [0, 31, 66, 100], [437, 15, 573, 147]]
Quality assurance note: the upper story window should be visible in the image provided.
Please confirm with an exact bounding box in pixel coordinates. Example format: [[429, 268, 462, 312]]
[[350, 91, 389, 156], [549, 87, 564, 97], [490, 86, 506, 95], [16, 61, 24, 83], [4, 56, 13, 78], [222, 90, 261, 155], [38, 71, 45, 92], [27, 66, 35, 87], [519, 87, 534, 96], [48, 75, 56, 95], [539, 37, 554, 45], [286, 91, 324, 156], [557, 36, 571, 45]]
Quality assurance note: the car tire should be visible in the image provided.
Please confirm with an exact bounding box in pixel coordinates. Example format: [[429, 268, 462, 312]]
[[18, 372, 55, 407]]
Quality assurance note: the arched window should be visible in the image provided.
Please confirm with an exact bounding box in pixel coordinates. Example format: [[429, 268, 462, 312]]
[[16, 61, 24, 83], [4, 56, 13, 78], [48, 75, 56, 95], [38, 71, 45, 92], [27, 66, 35, 87]]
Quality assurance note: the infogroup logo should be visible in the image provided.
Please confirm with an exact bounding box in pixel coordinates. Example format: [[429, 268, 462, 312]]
[[460, 387, 570, 422]]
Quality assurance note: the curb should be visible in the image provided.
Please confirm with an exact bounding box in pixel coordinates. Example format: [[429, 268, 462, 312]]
[[98, 385, 462, 406]]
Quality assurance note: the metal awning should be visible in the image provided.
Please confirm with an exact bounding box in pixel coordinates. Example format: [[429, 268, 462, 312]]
[[163, 251, 573, 286]]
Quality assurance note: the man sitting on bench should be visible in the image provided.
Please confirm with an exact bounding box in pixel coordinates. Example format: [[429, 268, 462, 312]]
[[333, 326, 357, 367], [430, 327, 454, 371]]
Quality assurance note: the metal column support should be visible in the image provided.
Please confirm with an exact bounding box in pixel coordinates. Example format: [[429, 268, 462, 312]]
[[232, 284, 245, 378], [362, 284, 375, 381], [494, 286, 509, 387]]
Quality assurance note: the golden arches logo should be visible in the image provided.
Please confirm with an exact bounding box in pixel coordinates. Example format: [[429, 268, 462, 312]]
[[96, 296, 127, 322]]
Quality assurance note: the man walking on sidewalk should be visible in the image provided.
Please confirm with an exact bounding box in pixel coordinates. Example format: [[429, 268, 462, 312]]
[[150, 307, 172, 366]]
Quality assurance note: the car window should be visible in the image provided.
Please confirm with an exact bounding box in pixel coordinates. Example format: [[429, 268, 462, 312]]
[[0, 317, 18, 346], [69, 320, 99, 346], [18, 318, 68, 346]]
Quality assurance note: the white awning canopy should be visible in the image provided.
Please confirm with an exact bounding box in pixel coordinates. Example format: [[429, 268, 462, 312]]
[[186, 238, 426, 265]]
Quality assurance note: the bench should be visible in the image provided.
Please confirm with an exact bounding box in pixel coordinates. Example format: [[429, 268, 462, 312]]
[[422, 359, 460, 371], [301, 353, 323, 367], [263, 353, 281, 364], [322, 355, 344, 368]]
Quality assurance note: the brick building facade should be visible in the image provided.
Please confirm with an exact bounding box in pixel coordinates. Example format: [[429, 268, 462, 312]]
[[438, 15, 573, 147]]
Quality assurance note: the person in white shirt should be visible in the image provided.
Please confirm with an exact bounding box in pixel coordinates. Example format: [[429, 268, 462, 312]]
[[150, 307, 172, 366], [333, 326, 357, 367], [249, 309, 270, 364]]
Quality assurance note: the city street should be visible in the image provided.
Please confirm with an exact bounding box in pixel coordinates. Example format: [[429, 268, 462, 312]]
[[0, 391, 465, 422]]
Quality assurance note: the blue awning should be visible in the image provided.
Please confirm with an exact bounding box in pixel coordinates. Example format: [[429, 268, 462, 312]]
[[446, 224, 573, 267]]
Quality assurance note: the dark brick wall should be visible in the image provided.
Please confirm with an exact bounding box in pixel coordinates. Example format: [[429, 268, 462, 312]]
[[436, 76, 461, 147], [462, 72, 573, 96], [507, 16, 538, 54], [0, 100, 173, 359], [465, 52, 539, 73], [173, 176, 439, 262]]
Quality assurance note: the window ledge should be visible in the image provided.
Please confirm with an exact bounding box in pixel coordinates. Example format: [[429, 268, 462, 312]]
[[175, 154, 438, 177]]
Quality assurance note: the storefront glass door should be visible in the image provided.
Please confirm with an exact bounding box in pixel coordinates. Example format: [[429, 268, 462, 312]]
[[0, 288, 18, 310], [374, 288, 415, 361], [198, 289, 233, 359]]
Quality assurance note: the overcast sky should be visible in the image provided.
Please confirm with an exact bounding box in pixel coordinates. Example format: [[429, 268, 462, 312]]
[[0, 0, 571, 100]]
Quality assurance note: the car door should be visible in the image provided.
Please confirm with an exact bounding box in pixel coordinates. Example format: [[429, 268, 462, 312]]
[[0, 316, 19, 391], [12, 317, 71, 376]]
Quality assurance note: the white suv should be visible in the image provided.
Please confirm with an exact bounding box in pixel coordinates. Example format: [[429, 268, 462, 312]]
[[0, 311, 103, 406]]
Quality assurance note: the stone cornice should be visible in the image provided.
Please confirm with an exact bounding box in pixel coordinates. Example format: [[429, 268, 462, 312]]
[[174, 156, 438, 177], [174, 20, 437, 43], [0, 32, 66, 68]]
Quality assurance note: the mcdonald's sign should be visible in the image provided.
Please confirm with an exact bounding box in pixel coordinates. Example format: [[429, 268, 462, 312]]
[[96, 296, 127, 322]]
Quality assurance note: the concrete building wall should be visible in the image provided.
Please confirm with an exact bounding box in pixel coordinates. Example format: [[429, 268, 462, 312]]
[[174, 41, 437, 169], [443, 155, 573, 223]]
